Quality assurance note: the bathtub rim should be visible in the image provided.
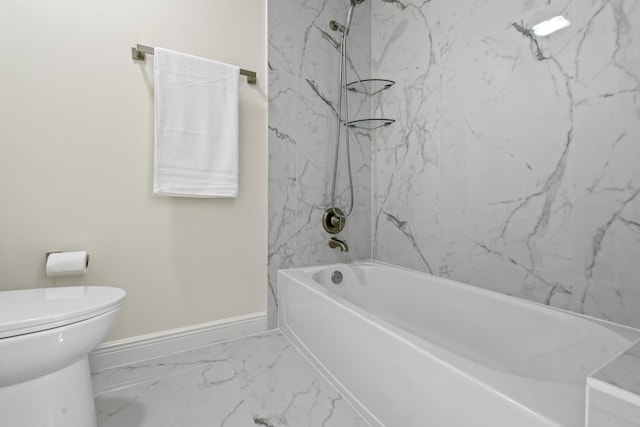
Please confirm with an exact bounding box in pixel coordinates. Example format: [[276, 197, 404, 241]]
[[278, 260, 640, 426], [278, 264, 566, 427], [289, 259, 640, 378], [290, 259, 640, 344]]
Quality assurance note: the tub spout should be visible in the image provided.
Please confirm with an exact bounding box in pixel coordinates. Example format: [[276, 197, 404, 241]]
[[329, 237, 349, 252]]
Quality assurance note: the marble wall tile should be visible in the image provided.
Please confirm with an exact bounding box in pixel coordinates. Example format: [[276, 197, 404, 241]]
[[268, 1, 301, 75], [571, 0, 640, 326], [371, 0, 442, 274], [371, 0, 639, 327], [436, 0, 576, 309], [269, 0, 638, 328], [268, 70, 299, 323], [268, 0, 372, 326]]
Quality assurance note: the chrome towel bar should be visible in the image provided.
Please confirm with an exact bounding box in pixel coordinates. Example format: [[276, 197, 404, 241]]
[[131, 44, 257, 85]]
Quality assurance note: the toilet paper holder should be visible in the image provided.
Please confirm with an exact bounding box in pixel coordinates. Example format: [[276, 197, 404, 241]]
[[45, 251, 90, 268]]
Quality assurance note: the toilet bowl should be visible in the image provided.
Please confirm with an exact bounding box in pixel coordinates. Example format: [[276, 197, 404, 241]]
[[0, 286, 125, 427]]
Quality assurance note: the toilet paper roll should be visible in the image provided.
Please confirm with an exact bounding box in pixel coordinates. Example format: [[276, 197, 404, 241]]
[[46, 251, 89, 276]]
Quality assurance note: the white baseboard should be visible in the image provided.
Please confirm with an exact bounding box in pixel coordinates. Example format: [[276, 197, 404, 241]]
[[89, 312, 268, 372]]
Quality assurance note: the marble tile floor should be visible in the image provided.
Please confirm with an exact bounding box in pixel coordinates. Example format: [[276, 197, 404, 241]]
[[93, 331, 370, 427]]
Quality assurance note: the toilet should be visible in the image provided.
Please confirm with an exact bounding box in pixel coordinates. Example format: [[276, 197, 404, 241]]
[[0, 286, 125, 427]]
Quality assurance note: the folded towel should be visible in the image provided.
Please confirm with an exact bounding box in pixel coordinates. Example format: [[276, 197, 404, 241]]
[[153, 48, 239, 197]]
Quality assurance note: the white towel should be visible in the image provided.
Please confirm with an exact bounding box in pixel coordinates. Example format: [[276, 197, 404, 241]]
[[154, 48, 239, 197]]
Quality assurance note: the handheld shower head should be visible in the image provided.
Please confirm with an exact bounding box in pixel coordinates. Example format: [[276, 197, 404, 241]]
[[344, 0, 366, 34], [344, 5, 355, 34]]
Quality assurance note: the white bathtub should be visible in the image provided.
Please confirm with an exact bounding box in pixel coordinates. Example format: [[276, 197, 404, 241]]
[[278, 261, 637, 427]]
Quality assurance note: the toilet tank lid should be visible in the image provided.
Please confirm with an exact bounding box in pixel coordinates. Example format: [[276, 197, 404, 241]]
[[0, 286, 126, 339]]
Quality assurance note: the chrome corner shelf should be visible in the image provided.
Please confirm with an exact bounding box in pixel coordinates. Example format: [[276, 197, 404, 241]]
[[347, 118, 395, 130], [346, 79, 395, 96]]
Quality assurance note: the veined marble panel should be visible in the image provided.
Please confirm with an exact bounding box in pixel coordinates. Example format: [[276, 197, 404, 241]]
[[571, 0, 640, 326], [268, 0, 372, 327], [371, 0, 441, 274], [268, 70, 299, 324], [370, 0, 639, 327], [436, 0, 576, 309], [270, 0, 638, 327]]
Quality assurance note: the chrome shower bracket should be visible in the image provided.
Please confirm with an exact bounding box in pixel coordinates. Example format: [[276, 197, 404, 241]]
[[323, 208, 346, 234]]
